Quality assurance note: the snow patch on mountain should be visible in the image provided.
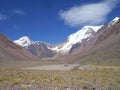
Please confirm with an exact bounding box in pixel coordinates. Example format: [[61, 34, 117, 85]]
[[51, 25, 103, 53], [14, 36, 51, 49], [14, 36, 33, 47], [112, 17, 120, 24], [108, 17, 120, 27]]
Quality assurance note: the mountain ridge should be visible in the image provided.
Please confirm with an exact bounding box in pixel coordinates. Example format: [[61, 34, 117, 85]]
[[14, 25, 103, 55], [13, 17, 119, 58], [51, 25, 103, 53], [0, 17, 120, 66], [13, 17, 120, 59]]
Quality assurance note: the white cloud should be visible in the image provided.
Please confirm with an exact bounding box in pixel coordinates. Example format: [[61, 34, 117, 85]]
[[0, 13, 7, 21], [12, 9, 25, 15], [59, 0, 119, 27]]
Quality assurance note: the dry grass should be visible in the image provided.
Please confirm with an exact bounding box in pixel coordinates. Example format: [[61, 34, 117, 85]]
[[0, 67, 120, 90]]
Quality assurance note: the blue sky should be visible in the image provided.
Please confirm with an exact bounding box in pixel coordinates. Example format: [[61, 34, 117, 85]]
[[0, 0, 120, 44]]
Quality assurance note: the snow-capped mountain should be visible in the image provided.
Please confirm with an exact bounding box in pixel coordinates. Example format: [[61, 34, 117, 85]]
[[73, 17, 119, 51], [14, 36, 52, 48], [108, 17, 120, 26], [14, 36, 56, 58], [13, 17, 120, 57], [50, 17, 120, 54], [51, 25, 103, 53], [14, 36, 33, 47], [14, 26, 103, 54]]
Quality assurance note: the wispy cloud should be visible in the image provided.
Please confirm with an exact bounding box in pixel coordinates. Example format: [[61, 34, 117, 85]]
[[0, 9, 25, 21], [0, 13, 7, 21], [12, 9, 25, 15], [59, 0, 119, 27]]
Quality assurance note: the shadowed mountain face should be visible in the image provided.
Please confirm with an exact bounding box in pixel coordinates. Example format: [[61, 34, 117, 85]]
[[27, 43, 56, 58], [67, 18, 120, 65], [0, 34, 36, 62]]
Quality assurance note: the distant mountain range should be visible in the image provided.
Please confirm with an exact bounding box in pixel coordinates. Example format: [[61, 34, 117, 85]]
[[0, 17, 120, 66], [13, 25, 103, 58]]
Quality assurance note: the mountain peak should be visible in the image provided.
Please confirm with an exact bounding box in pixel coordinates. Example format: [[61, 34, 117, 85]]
[[109, 17, 120, 26], [14, 36, 33, 47], [19, 36, 30, 40], [51, 25, 103, 53], [112, 17, 120, 22], [82, 25, 103, 32]]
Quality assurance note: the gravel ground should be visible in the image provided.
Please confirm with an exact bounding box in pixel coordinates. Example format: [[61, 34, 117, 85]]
[[22, 64, 96, 70]]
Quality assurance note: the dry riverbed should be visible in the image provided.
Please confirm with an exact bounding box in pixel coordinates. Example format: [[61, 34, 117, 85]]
[[22, 64, 96, 70]]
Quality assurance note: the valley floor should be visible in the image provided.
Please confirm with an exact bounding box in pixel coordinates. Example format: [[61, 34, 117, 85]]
[[22, 64, 96, 70], [0, 65, 120, 90]]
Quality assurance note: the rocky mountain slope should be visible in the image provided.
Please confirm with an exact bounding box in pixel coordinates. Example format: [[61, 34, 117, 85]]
[[65, 17, 120, 65], [0, 34, 36, 62], [14, 36, 56, 58], [51, 25, 103, 54]]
